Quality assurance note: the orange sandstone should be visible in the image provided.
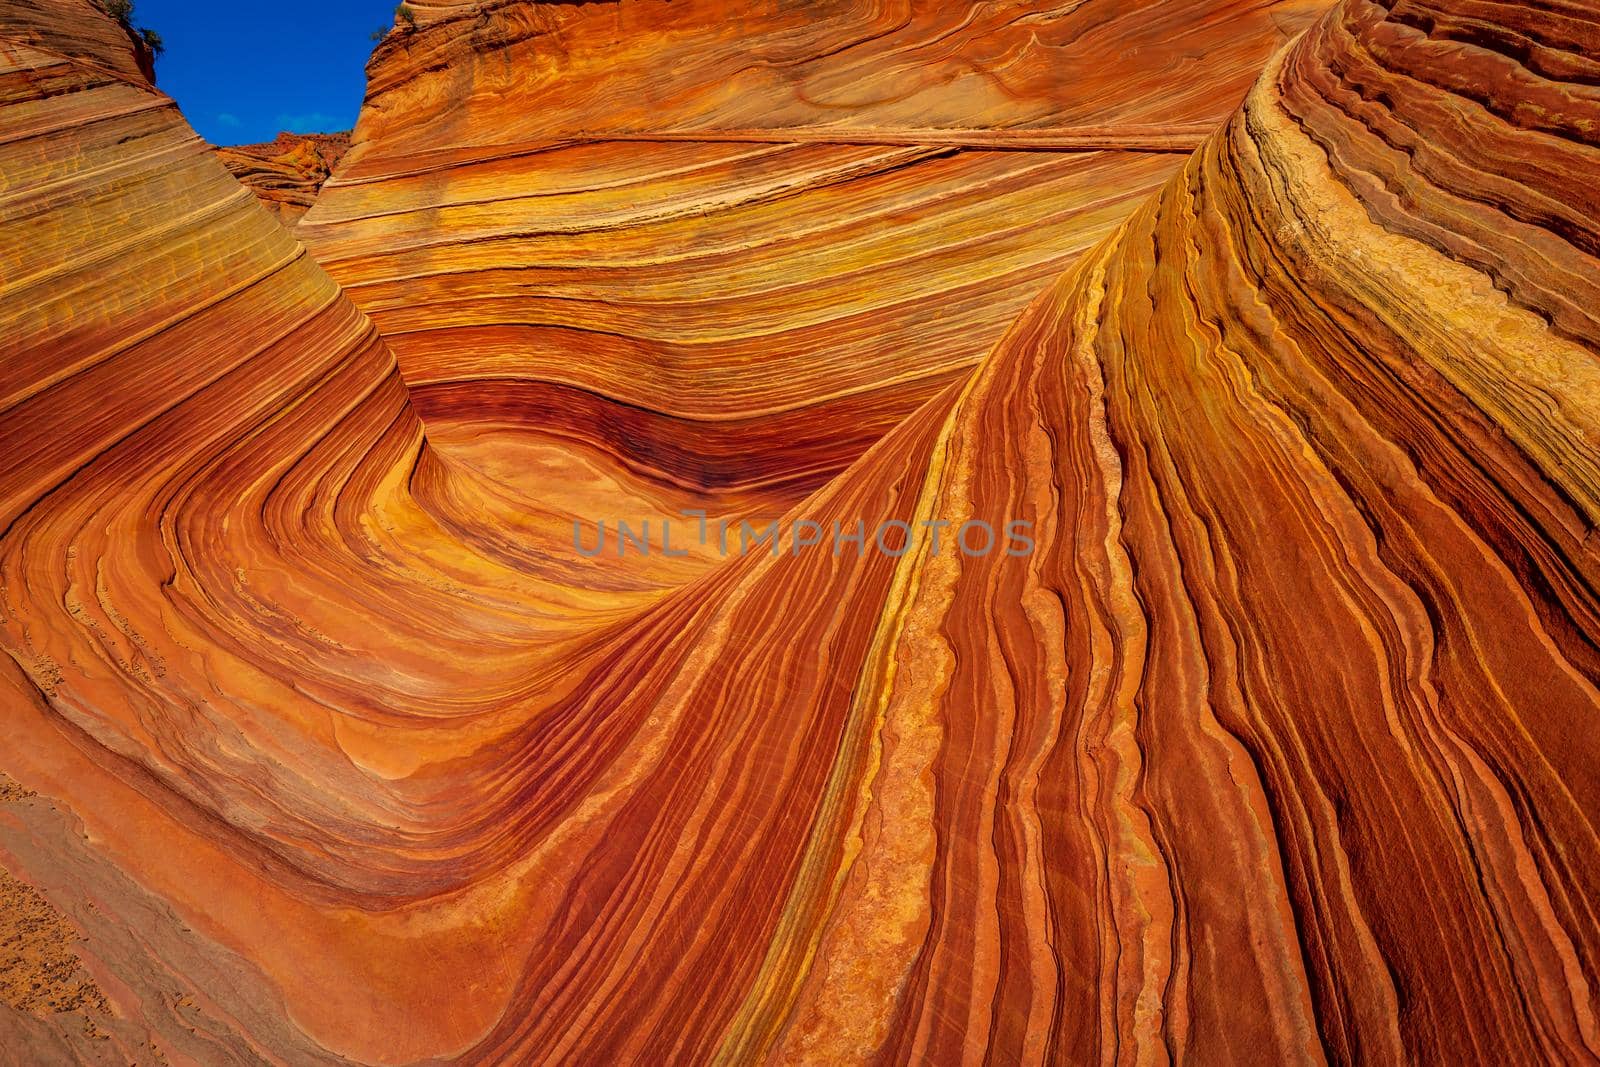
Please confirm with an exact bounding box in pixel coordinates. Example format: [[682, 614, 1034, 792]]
[[1, 0, 1598, 1063], [216, 132, 351, 225]]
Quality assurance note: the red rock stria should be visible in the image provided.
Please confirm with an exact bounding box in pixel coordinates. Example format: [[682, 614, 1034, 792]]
[[216, 131, 352, 226], [3, 0, 1600, 1064], [308, 0, 1324, 503], [815, 2, 1600, 1060]]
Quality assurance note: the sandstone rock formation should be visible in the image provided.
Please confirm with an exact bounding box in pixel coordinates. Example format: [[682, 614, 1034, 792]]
[[217, 132, 351, 225], [0, 0, 153, 83], [2, 0, 1599, 1063], [307, 0, 1325, 501]]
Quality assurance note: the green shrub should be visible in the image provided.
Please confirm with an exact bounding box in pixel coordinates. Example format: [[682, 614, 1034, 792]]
[[396, 4, 417, 30], [101, 0, 161, 64]]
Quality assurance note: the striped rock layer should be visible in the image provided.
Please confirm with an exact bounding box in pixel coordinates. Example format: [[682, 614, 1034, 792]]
[[306, 0, 1323, 502], [1, 0, 1599, 1065], [216, 132, 352, 226]]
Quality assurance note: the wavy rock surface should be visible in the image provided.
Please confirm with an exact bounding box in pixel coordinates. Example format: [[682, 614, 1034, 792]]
[[216, 132, 351, 225], [307, 0, 1323, 500], [2, 0, 1600, 1064]]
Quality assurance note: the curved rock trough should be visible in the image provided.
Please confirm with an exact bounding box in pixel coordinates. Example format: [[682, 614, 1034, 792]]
[[1, 0, 1598, 1062]]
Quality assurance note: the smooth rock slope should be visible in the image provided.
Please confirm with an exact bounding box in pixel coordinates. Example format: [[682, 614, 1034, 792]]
[[306, 0, 1324, 501], [1, 0, 1598, 1063]]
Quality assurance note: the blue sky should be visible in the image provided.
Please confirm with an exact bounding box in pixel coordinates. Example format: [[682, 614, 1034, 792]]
[[133, 0, 399, 144]]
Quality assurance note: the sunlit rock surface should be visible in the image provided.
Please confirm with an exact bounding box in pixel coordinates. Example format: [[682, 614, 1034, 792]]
[[216, 132, 351, 225], [2, 0, 1599, 1063], [0, 0, 154, 83], [306, 0, 1323, 502]]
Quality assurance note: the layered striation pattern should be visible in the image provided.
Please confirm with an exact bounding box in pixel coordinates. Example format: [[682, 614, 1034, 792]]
[[217, 132, 352, 226], [2, 0, 1600, 1064], [0, 0, 154, 84], [306, 0, 1324, 500]]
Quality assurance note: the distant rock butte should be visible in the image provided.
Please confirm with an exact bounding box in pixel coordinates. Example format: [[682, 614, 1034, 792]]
[[3, 0, 1600, 1063], [217, 132, 352, 225]]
